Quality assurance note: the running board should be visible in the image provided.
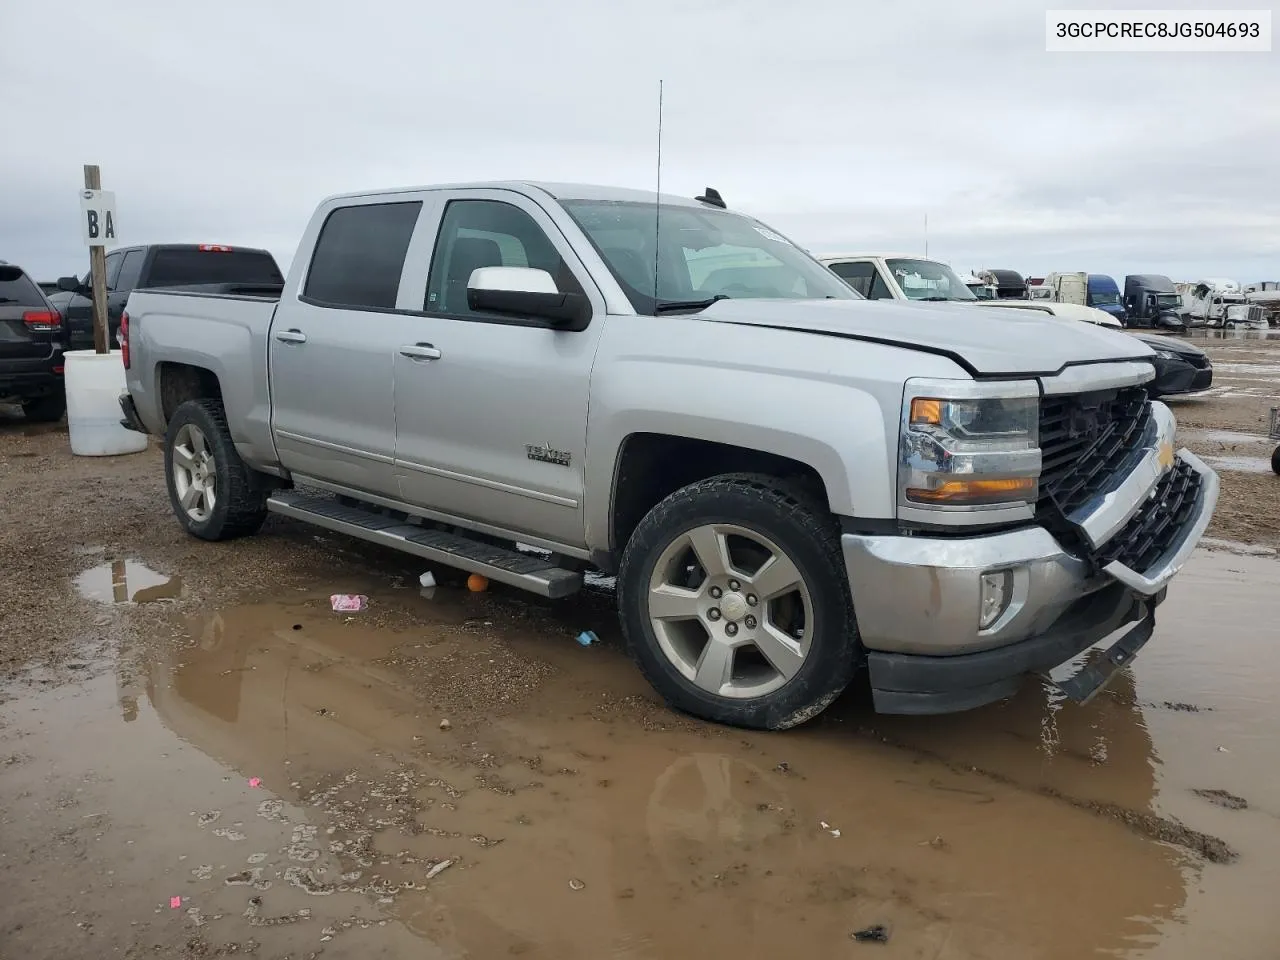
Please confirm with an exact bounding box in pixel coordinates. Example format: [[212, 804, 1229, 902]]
[[266, 491, 582, 599]]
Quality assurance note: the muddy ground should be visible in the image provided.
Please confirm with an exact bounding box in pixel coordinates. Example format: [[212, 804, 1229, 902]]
[[1, 331, 1278, 959]]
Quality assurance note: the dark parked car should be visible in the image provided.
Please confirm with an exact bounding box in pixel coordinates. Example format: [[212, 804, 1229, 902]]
[[0, 259, 65, 422], [48, 243, 284, 352], [1130, 332, 1211, 398], [1123, 274, 1186, 331]]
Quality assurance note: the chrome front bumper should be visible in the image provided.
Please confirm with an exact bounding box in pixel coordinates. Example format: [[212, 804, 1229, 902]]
[[843, 449, 1219, 660]]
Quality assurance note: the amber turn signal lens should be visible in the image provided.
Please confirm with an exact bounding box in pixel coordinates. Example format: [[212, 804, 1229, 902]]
[[909, 398, 943, 425], [906, 477, 1036, 504]]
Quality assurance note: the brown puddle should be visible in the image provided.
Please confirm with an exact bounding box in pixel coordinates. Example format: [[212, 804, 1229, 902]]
[[75, 558, 187, 604], [4, 551, 1280, 958]]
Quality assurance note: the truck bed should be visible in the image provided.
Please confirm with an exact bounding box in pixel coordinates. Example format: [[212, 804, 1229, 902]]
[[123, 288, 281, 470]]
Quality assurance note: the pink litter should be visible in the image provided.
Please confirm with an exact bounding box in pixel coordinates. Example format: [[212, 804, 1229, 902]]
[[248, 777, 261, 788], [170, 896, 182, 909], [330, 594, 368, 612]]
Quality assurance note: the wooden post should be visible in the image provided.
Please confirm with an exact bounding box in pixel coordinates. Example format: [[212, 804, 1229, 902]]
[[84, 164, 110, 354]]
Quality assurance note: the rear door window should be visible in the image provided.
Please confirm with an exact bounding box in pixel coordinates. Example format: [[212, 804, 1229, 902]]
[[115, 250, 145, 293], [303, 203, 423, 310]]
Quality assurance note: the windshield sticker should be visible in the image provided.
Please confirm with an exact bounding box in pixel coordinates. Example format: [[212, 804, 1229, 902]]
[[752, 225, 791, 245]]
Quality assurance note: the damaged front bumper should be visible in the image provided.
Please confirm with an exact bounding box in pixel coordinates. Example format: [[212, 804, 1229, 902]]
[[842, 448, 1219, 715]]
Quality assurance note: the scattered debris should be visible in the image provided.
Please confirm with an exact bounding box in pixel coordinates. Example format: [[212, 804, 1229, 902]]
[[330, 594, 368, 612], [439, 718, 452, 731], [170, 896, 183, 909], [819, 820, 840, 837], [1218, 746, 1231, 753], [576, 630, 599, 647], [191, 865, 214, 881], [419, 571, 436, 588], [425, 858, 457, 881], [918, 835, 949, 850], [568, 878, 586, 891], [1194, 788, 1248, 810], [197, 810, 222, 827], [466, 574, 489, 593], [851, 925, 890, 943], [248, 777, 262, 788], [774, 761, 790, 774]]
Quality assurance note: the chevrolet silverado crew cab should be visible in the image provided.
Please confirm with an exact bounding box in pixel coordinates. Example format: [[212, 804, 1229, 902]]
[[120, 182, 1218, 729]]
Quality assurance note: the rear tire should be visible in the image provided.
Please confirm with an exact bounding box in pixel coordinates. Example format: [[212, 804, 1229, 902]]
[[617, 474, 860, 731], [21, 393, 66, 423], [1272, 445, 1280, 476], [164, 399, 268, 541]]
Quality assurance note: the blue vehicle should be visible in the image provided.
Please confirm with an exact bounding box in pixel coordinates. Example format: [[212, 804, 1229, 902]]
[[1086, 274, 1126, 323]]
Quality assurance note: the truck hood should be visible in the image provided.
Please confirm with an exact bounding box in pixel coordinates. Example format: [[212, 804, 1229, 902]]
[[698, 298, 1153, 377]]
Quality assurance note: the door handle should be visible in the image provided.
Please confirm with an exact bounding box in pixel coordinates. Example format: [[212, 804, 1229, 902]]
[[274, 329, 307, 344], [399, 343, 442, 361]]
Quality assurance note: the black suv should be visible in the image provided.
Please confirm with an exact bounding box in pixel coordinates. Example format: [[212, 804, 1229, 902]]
[[0, 259, 65, 422]]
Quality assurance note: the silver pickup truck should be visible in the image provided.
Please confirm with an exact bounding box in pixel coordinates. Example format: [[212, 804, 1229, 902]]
[[119, 181, 1218, 729]]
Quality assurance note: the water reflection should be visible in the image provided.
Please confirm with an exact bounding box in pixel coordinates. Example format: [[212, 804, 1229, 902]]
[[135, 594, 1197, 960]]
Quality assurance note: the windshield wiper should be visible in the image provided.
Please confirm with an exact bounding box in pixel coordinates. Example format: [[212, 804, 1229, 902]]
[[654, 294, 730, 314]]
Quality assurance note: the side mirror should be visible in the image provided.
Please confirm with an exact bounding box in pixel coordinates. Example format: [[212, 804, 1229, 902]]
[[56, 275, 85, 294], [467, 266, 591, 331]]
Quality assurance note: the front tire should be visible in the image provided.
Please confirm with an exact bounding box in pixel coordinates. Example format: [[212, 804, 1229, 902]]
[[618, 475, 860, 730], [1272, 445, 1280, 476], [22, 393, 66, 423], [164, 399, 268, 541]]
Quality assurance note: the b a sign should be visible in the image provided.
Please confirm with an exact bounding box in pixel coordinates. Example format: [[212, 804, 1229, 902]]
[[79, 189, 118, 247]]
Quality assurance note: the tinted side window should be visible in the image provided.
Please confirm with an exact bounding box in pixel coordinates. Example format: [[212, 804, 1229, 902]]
[[828, 261, 876, 297], [104, 252, 124, 290], [304, 202, 423, 310], [116, 250, 145, 292], [425, 199, 582, 316], [868, 271, 895, 300]]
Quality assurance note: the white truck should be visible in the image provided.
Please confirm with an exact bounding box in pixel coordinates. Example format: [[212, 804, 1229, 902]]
[[118, 182, 1218, 729], [1180, 278, 1267, 328]]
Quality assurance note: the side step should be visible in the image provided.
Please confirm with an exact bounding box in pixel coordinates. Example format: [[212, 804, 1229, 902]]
[[266, 491, 582, 599]]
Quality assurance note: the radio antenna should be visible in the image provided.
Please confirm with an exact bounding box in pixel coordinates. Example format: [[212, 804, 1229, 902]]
[[653, 79, 664, 306]]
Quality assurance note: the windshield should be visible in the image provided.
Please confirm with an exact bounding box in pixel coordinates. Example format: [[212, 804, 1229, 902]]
[[1090, 291, 1121, 306], [967, 283, 995, 300], [561, 200, 858, 313], [885, 258, 976, 301], [1155, 294, 1181, 309]]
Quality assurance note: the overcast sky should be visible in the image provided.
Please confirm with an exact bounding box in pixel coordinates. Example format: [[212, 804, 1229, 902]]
[[3, 0, 1277, 283]]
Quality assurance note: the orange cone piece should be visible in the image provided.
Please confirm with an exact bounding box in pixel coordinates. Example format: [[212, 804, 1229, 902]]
[[467, 573, 489, 593]]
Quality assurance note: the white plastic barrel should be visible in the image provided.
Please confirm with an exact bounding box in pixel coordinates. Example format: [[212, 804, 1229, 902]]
[[64, 350, 148, 456]]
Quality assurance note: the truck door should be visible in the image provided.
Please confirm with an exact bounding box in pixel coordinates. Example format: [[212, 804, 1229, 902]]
[[268, 198, 429, 497], [390, 190, 605, 548]]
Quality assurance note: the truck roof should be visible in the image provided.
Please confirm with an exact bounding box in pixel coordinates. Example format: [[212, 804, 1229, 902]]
[[319, 181, 718, 210], [1125, 274, 1175, 293]]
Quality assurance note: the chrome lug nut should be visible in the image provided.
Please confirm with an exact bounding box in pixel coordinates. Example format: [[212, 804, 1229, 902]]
[[708, 608, 722, 621], [746, 594, 758, 606], [744, 615, 757, 630], [725, 622, 738, 637], [728, 579, 741, 592], [709, 586, 723, 599]]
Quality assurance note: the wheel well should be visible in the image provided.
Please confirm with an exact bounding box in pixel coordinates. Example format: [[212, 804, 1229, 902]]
[[158, 362, 222, 427], [609, 434, 829, 566]]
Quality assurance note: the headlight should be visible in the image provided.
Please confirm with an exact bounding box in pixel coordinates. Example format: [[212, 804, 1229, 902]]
[[1154, 350, 1178, 361], [899, 378, 1041, 523]]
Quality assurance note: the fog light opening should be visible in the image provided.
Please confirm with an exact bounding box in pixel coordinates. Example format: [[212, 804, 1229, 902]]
[[979, 570, 1014, 630]]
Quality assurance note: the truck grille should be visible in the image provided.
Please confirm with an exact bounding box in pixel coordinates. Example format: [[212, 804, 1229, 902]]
[[1095, 458, 1203, 573], [1038, 386, 1152, 517]]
